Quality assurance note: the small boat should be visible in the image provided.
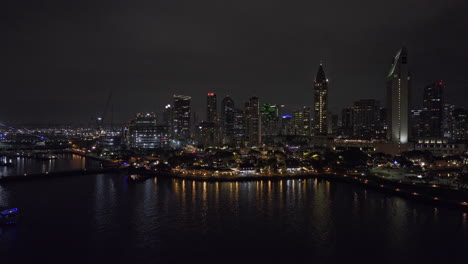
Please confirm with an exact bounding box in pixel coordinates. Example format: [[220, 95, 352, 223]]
[[128, 174, 150, 182], [0, 208, 19, 225]]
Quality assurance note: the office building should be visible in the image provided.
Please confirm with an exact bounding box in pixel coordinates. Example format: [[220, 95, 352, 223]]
[[124, 113, 170, 149], [244, 97, 261, 146], [207, 92, 218, 123], [173, 94, 191, 140]]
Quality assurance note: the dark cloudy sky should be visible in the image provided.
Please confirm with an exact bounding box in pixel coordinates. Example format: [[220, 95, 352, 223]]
[[1, 0, 467, 125]]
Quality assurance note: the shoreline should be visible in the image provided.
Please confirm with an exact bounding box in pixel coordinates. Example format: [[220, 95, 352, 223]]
[[152, 171, 468, 211], [2, 166, 468, 211]]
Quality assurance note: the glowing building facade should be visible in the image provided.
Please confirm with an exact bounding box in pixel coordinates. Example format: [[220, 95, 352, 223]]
[[386, 47, 411, 144], [314, 64, 328, 135], [173, 94, 191, 140]]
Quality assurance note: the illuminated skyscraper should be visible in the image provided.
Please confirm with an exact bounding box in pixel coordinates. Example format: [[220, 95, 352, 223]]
[[313, 64, 328, 135], [207, 92, 218, 123], [353, 99, 381, 139], [260, 103, 279, 136], [173, 94, 191, 140], [162, 104, 173, 133], [386, 47, 411, 144], [244, 97, 261, 146], [292, 106, 311, 136], [123, 113, 170, 149], [452, 108, 468, 141], [421, 81, 444, 137]]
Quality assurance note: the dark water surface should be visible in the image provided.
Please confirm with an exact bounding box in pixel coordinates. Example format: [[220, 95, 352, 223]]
[[0, 153, 101, 177], [1, 174, 467, 264]]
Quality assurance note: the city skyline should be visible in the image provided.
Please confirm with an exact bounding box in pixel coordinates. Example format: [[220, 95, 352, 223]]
[[2, 0, 468, 124], [2, 2, 468, 263]]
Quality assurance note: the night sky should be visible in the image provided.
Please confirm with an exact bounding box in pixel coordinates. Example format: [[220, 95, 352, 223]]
[[2, 0, 467, 125]]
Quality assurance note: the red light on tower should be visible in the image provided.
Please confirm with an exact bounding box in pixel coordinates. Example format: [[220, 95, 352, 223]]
[[208, 92, 214, 96], [438, 81, 443, 85]]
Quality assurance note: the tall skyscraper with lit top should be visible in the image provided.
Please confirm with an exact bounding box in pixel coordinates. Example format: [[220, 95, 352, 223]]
[[207, 92, 218, 123], [386, 47, 411, 144], [313, 64, 328, 135], [421, 81, 444, 137]]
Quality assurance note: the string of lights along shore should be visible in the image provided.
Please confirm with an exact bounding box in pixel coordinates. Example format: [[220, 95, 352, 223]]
[[117, 46, 466, 156]]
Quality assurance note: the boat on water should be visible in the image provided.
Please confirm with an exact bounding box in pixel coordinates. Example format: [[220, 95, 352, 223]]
[[0, 208, 19, 225], [36, 154, 58, 160], [128, 174, 150, 181]]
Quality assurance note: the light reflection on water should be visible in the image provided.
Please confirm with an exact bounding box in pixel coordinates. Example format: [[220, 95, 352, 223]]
[[1, 175, 468, 263], [0, 153, 101, 177]]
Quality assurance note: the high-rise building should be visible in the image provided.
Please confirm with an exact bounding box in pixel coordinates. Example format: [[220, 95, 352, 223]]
[[260, 103, 279, 136], [452, 108, 468, 141], [340, 107, 354, 138], [421, 81, 444, 137], [173, 94, 191, 140], [327, 111, 337, 135], [292, 106, 311, 136], [353, 99, 381, 139], [232, 108, 245, 147], [386, 47, 411, 144], [162, 104, 173, 131], [314, 64, 328, 135], [376, 107, 388, 139], [410, 109, 424, 139], [196, 121, 220, 147], [207, 92, 218, 123], [280, 114, 293, 136], [220, 96, 235, 143], [244, 97, 261, 146], [123, 113, 170, 149], [442, 103, 455, 138]]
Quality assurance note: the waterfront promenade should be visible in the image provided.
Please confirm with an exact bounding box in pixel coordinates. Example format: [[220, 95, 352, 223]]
[[1, 161, 467, 212]]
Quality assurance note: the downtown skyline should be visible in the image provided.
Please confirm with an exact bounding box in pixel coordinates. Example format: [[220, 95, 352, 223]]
[[2, 0, 468, 124]]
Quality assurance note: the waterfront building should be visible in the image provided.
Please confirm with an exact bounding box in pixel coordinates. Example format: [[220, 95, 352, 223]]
[[353, 99, 381, 139], [123, 113, 170, 149], [421, 81, 444, 137], [173, 94, 191, 140], [244, 97, 261, 146], [339, 101, 384, 140], [207, 92, 218, 123], [386, 47, 411, 144], [98, 135, 122, 151], [413, 138, 466, 157], [313, 64, 329, 135]]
